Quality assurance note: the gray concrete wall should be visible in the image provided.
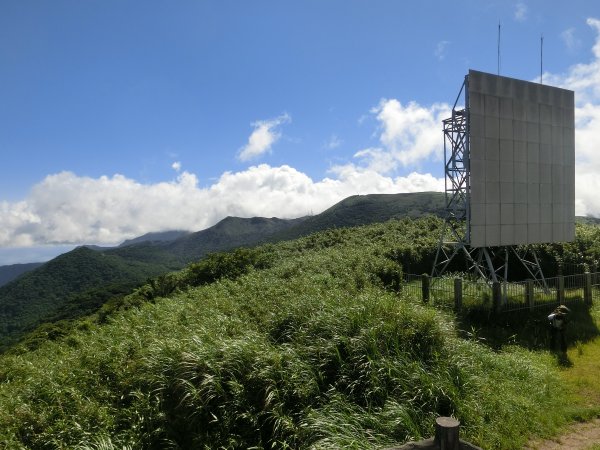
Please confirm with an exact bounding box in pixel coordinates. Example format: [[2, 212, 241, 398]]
[[468, 69, 575, 247]]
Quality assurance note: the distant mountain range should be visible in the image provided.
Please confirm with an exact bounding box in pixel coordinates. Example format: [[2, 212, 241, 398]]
[[118, 230, 192, 247], [0, 263, 44, 287]]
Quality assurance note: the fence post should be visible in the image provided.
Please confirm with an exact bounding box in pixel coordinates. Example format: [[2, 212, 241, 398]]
[[454, 278, 462, 312], [492, 281, 502, 313], [584, 272, 592, 305], [422, 274, 430, 303], [557, 275, 565, 304], [434, 416, 460, 450], [526, 279, 534, 310]]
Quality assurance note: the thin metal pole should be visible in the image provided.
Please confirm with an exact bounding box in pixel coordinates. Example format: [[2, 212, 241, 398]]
[[540, 34, 544, 84], [497, 22, 501, 76]]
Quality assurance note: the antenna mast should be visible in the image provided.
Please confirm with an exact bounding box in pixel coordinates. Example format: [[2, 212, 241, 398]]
[[497, 21, 501, 75], [540, 34, 544, 84]]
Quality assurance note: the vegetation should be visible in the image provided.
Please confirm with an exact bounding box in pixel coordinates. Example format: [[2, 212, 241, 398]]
[[0, 262, 44, 288], [0, 247, 178, 350], [0, 193, 447, 352], [0, 216, 592, 449], [269, 192, 446, 242], [0, 217, 303, 350]]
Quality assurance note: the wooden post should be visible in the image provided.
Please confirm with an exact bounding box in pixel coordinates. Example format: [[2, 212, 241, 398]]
[[584, 272, 592, 305], [454, 278, 462, 312], [557, 275, 564, 304], [435, 416, 460, 450], [492, 281, 502, 313], [422, 274, 430, 303], [526, 279, 534, 310]]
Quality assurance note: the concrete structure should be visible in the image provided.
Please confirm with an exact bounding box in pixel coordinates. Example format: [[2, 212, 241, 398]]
[[468, 70, 575, 247], [432, 70, 575, 283]]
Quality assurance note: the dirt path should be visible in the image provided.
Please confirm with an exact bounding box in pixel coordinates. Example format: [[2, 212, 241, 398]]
[[525, 418, 600, 449]]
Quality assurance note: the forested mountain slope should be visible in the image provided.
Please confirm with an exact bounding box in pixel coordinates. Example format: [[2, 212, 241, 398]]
[[270, 191, 446, 241], [0, 262, 44, 287], [0, 246, 176, 349]]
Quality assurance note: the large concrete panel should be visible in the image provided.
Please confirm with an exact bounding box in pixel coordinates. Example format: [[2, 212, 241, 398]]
[[467, 69, 575, 246], [500, 204, 514, 224], [486, 182, 500, 203], [500, 161, 514, 183], [514, 141, 527, 162], [500, 181, 514, 203], [471, 204, 486, 225], [515, 204, 528, 224], [500, 98, 513, 118], [514, 162, 527, 182], [514, 224, 528, 244], [470, 181, 485, 204], [500, 225, 515, 245]]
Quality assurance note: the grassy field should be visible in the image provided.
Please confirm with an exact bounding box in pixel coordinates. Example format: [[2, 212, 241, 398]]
[[0, 218, 599, 449], [561, 299, 600, 418]]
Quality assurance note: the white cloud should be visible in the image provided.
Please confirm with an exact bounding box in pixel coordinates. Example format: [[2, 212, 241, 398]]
[[543, 18, 600, 217], [0, 92, 449, 251], [238, 113, 291, 161], [561, 27, 581, 52], [514, 2, 527, 22], [324, 134, 342, 149], [434, 40, 450, 61], [349, 99, 450, 174], [545, 19, 600, 103], [0, 164, 443, 248]]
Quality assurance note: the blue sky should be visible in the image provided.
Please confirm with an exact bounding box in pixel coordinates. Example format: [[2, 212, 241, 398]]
[[2, 0, 600, 264]]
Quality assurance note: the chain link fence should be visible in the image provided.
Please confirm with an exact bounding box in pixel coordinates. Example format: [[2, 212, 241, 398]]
[[401, 271, 597, 313]]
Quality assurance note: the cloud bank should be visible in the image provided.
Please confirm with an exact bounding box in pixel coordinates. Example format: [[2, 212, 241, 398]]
[[338, 99, 450, 175], [0, 166, 443, 248], [544, 18, 600, 216], [1, 97, 446, 249]]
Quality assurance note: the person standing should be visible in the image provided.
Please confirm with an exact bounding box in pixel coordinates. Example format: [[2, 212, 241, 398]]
[[548, 305, 570, 353]]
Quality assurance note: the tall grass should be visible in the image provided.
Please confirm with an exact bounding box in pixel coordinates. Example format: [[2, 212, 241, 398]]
[[0, 218, 573, 449]]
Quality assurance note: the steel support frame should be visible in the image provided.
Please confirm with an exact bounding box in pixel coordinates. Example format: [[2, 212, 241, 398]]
[[431, 74, 547, 288], [432, 75, 475, 279]]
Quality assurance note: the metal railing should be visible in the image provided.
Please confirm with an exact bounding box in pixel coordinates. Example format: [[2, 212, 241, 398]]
[[401, 271, 596, 313]]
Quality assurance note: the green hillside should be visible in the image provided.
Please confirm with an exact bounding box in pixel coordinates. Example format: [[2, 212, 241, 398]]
[[0, 262, 44, 287], [0, 217, 305, 350], [270, 192, 445, 242], [164, 216, 308, 263], [0, 216, 591, 449], [118, 230, 190, 247], [0, 193, 444, 351], [0, 247, 178, 350]]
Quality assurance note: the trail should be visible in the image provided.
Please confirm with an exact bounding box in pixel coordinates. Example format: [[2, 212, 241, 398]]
[[525, 418, 600, 449]]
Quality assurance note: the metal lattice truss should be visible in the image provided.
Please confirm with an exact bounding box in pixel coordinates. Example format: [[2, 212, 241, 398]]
[[432, 76, 471, 279], [443, 109, 469, 225]]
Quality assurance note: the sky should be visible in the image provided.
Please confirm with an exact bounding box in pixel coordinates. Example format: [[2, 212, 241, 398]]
[[1, 0, 600, 265]]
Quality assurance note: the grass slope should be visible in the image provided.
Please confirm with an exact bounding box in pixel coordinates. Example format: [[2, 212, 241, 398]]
[[0, 218, 304, 350], [0, 217, 573, 449]]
